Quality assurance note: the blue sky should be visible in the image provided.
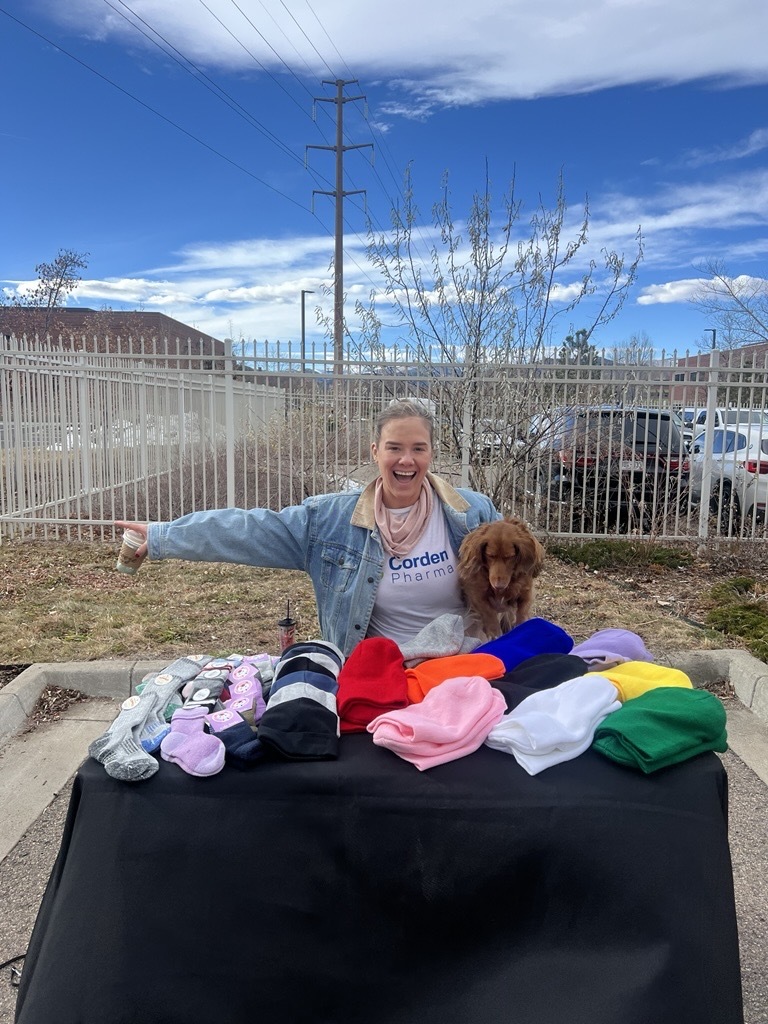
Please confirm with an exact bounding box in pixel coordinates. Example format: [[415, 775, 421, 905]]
[[2, 0, 767, 357]]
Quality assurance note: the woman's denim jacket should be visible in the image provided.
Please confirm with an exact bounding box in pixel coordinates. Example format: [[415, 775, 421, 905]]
[[149, 473, 500, 656]]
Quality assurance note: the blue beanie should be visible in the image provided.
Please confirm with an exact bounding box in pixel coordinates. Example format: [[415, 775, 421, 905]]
[[474, 617, 574, 672]]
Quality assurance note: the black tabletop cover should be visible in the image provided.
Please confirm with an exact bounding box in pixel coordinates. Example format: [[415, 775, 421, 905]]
[[15, 737, 742, 1024]]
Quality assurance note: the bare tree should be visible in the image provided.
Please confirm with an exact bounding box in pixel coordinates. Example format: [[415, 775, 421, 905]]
[[690, 259, 768, 349], [358, 167, 642, 362], [347, 167, 643, 508], [2, 248, 90, 336]]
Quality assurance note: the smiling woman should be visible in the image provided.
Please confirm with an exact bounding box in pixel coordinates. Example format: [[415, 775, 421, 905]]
[[116, 400, 501, 656]]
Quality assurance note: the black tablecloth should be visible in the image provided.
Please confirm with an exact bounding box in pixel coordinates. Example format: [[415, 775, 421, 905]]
[[15, 737, 743, 1024]]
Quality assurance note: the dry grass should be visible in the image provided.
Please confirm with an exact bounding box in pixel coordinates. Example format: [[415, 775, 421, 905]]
[[0, 539, 319, 663], [2, 536, 765, 671]]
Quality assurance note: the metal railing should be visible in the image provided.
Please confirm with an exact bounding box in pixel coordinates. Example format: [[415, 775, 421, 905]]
[[2, 334, 768, 544]]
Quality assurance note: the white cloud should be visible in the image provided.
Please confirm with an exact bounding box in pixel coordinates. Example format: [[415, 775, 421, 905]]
[[40, 0, 768, 108], [683, 127, 768, 167], [637, 279, 706, 305]]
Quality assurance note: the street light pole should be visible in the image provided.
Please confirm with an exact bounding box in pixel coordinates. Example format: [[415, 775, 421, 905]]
[[301, 289, 314, 374], [706, 328, 717, 350]]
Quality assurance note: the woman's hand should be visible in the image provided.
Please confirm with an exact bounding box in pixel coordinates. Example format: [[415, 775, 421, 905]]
[[115, 520, 149, 559]]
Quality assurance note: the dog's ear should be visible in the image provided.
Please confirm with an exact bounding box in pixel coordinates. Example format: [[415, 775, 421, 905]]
[[530, 535, 545, 577], [458, 528, 482, 573], [517, 530, 545, 577]]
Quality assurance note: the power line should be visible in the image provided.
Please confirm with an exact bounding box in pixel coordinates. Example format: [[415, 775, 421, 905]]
[[103, 0, 305, 168], [202, 0, 340, 143], [277, 0, 336, 80], [0, 4, 311, 212], [302, 0, 356, 83], [244, 0, 324, 86], [2, 3, 390, 320]]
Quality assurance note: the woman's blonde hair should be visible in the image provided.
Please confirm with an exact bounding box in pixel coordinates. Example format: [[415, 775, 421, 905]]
[[373, 399, 435, 445]]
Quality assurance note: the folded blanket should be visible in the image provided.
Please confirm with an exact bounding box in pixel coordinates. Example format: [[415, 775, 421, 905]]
[[492, 653, 590, 711], [337, 637, 409, 732], [399, 613, 482, 667], [405, 652, 506, 704], [474, 617, 574, 672]]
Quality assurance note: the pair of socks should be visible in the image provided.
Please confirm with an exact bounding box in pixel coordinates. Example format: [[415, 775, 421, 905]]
[[181, 660, 234, 706], [224, 665, 266, 726], [89, 655, 211, 781], [160, 707, 225, 777], [206, 704, 265, 767]]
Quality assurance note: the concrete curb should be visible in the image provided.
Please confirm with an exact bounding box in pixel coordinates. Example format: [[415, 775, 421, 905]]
[[0, 661, 165, 748], [661, 648, 768, 720]]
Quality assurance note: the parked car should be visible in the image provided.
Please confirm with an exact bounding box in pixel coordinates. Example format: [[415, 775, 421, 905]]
[[688, 426, 768, 531], [685, 407, 768, 432], [473, 417, 517, 463], [535, 406, 689, 531]]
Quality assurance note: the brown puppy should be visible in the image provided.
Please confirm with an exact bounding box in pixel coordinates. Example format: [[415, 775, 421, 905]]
[[458, 518, 545, 638]]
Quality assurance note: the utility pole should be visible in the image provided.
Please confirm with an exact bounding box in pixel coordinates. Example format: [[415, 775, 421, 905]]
[[307, 80, 372, 377]]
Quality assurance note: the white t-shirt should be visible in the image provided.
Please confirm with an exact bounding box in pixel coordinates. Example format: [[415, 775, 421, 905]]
[[367, 500, 467, 646]]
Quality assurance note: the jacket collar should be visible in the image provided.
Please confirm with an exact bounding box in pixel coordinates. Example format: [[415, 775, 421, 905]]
[[350, 472, 470, 530]]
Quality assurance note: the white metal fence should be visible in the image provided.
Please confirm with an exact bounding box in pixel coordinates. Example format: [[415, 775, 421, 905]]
[[2, 334, 768, 545]]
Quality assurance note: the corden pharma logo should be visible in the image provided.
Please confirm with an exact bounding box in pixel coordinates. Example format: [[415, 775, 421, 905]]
[[387, 548, 454, 583]]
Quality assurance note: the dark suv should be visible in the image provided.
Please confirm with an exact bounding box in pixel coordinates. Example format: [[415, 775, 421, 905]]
[[534, 406, 690, 531]]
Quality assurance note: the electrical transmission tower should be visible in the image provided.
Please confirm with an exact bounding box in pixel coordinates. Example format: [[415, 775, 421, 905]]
[[308, 79, 372, 375]]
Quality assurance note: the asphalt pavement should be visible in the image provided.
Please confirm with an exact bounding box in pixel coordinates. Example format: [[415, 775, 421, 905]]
[[0, 655, 767, 1024]]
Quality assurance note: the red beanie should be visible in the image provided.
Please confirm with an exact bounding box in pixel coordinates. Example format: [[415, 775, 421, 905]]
[[337, 637, 409, 733]]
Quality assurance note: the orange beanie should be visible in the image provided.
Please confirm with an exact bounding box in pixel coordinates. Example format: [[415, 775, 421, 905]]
[[405, 652, 506, 704]]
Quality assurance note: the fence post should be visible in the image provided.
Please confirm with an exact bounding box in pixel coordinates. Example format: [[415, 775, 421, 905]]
[[225, 338, 235, 508], [77, 355, 93, 494], [697, 348, 720, 543]]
